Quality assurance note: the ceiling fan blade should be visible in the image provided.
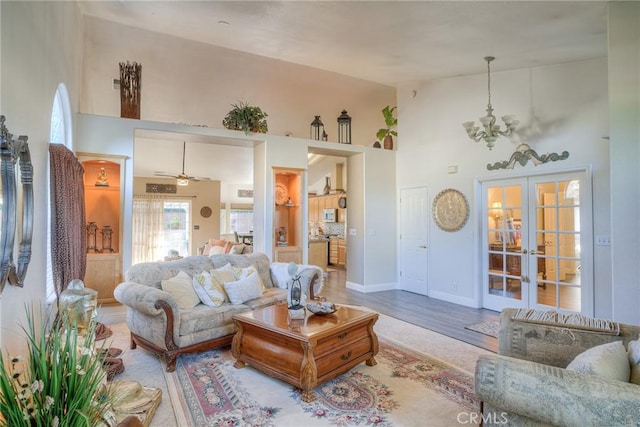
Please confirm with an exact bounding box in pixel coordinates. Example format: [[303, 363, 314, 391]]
[[191, 176, 212, 181], [154, 173, 177, 178]]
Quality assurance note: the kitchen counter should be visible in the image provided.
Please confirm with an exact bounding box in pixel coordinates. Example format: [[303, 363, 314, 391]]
[[308, 239, 328, 270]]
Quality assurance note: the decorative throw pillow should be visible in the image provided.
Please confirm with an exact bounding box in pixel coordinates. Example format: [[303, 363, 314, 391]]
[[210, 263, 236, 288], [161, 271, 200, 309], [628, 337, 640, 385], [209, 245, 225, 255], [229, 243, 245, 255], [233, 264, 266, 290], [208, 238, 226, 247], [566, 341, 630, 382], [192, 271, 227, 307], [223, 272, 264, 305]]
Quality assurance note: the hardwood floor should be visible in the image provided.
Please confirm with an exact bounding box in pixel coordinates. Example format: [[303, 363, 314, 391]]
[[319, 267, 499, 353]]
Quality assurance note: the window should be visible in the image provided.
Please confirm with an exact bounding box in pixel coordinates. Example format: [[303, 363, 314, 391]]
[[220, 206, 253, 235], [47, 84, 72, 304], [132, 197, 191, 263]]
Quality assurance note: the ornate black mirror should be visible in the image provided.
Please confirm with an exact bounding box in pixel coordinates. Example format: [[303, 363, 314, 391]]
[[0, 115, 33, 291]]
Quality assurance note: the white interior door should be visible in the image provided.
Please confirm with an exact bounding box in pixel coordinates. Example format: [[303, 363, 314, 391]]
[[481, 171, 592, 314], [483, 179, 528, 311], [399, 187, 429, 295]]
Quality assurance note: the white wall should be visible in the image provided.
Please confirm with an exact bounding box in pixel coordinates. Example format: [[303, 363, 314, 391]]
[[608, 1, 640, 325], [80, 17, 395, 147], [396, 58, 611, 313], [0, 1, 84, 352]]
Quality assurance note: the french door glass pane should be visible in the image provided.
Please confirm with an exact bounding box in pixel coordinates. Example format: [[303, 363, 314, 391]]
[[486, 184, 522, 301]]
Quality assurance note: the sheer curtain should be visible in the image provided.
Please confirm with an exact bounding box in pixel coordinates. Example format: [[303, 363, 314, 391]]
[[132, 195, 164, 264]]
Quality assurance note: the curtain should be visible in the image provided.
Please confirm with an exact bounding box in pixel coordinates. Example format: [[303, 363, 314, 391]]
[[132, 195, 165, 264], [49, 144, 86, 304]]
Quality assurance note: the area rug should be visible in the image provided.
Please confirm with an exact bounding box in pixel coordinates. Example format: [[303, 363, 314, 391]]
[[164, 337, 480, 427], [464, 320, 500, 338]]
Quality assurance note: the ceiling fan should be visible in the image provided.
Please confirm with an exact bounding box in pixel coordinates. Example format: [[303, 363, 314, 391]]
[[154, 141, 211, 186]]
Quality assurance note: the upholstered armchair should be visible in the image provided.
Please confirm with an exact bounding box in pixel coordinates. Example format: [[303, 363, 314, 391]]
[[475, 308, 640, 426]]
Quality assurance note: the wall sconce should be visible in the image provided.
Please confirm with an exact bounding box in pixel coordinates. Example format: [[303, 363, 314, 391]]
[[310, 116, 324, 141], [337, 110, 351, 144]]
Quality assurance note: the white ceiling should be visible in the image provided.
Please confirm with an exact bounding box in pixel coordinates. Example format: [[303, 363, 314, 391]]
[[79, 0, 609, 185]]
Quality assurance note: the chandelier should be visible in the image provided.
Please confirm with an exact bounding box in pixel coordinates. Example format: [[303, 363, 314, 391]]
[[462, 56, 518, 150]]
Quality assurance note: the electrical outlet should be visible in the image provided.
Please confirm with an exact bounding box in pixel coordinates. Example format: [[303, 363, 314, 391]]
[[349, 228, 356, 236], [452, 281, 457, 291]]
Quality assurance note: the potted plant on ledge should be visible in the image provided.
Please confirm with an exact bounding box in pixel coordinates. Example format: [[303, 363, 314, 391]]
[[376, 105, 397, 150], [222, 102, 269, 135]]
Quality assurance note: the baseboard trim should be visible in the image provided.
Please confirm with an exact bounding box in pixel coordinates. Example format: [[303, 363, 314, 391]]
[[427, 290, 480, 308], [346, 281, 397, 293]]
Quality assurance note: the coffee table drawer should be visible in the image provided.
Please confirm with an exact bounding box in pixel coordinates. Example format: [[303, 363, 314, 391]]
[[315, 335, 373, 376], [315, 322, 370, 356]]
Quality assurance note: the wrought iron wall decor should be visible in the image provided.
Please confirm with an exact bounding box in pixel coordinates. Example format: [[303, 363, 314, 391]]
[[0, 115, 34, 291], [146, 183, 177, 194], [487, 143, 569, 171]]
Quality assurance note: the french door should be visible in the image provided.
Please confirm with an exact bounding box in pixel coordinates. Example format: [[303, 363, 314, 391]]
[[482, 171, 592, 314]]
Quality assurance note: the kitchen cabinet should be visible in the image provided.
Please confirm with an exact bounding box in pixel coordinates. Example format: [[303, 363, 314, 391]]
[[329, 237, 346, 266], [309, 194, 346, 224], [308, 240, 328, 270], [309, 197, 319, 223], [337, 238, 346, 266]]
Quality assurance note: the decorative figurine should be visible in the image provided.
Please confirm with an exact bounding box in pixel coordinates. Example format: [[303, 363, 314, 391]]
[[287, 262, 306, 319], [59, 279, 98, 336], [95, 167, 109, 186]]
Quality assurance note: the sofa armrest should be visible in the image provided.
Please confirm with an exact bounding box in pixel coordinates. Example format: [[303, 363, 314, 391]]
[[114, 282, 180, 318], [475, 354, 640, 426]]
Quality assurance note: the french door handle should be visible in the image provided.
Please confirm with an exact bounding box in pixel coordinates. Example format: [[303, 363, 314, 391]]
[[418, 244, 427, 249], [521, 249, 528, 254], [530, 249, 537, 255]]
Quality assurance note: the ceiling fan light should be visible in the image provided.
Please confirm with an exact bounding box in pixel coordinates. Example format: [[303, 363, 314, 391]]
[[177, 177, 189, 186]]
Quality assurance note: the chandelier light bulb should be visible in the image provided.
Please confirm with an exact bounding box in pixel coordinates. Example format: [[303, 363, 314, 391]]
[[462, 56, 517, 150]]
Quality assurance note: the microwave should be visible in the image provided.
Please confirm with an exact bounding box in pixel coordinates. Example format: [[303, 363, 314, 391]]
[[322, 208, 337, 222]]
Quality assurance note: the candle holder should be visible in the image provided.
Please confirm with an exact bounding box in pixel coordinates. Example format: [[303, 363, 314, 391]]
[[86, 222, 98, 253], [100, 225, 114, 253]]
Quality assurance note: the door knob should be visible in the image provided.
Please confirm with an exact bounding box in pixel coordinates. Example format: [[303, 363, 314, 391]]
[[530, 249, 537, 255], [418, 244, 427, 249]]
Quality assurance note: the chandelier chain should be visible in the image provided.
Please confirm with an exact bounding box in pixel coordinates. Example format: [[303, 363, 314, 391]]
[[487, 58, 492, 108]]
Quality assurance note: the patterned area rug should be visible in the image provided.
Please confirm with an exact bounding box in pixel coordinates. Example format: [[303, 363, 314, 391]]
[[165, 337, 479, 426], [464, 320, 500, 338]]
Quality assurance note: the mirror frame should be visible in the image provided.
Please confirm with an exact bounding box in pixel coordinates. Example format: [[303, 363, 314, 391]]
[[11, 136, 33, 286], [0, 115, 33, 291]]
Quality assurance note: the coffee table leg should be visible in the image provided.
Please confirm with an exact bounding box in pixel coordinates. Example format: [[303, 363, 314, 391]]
[[366, 323, 379, 366], [300, 341, 318, 402], [231, 322, 246, 369]]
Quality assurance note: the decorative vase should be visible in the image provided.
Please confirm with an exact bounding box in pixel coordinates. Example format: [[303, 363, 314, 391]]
[[323, 176, 331, 195], [383, 134, 394, 150]]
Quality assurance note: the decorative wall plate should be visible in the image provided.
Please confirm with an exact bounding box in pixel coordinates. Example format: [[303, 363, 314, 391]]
[[338, 196, 347, 209], [275, 184, 288, 205], [432, 188, 469, 232], [200, 206, 212, 218]]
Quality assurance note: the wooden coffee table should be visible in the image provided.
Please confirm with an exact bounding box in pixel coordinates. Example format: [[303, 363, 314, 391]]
[[231, 303, 379, 402]]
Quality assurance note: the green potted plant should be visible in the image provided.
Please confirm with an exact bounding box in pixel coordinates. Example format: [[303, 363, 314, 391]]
[[222, 102, 268, 135], [0, 306, 114, 426], [376, 105, 397, 150]]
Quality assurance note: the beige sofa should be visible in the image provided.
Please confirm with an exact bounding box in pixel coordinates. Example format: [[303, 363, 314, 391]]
[[475, 308, 640, 426], [114, 252, 322, 371]]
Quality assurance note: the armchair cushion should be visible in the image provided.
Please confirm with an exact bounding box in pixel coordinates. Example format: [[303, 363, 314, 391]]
[[566, 341, 630, 382]]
